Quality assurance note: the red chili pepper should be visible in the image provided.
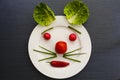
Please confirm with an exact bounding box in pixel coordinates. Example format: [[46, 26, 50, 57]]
[[50, 61, 69, 67]]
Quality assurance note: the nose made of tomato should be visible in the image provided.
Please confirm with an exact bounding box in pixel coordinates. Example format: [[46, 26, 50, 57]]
[[55, 41, 67, 54]]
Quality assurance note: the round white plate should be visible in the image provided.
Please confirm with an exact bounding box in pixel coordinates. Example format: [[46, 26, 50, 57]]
[[28, 16, 92, 79]]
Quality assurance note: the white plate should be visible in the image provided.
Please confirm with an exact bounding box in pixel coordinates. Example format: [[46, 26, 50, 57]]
[[28, 16, 92, 79]]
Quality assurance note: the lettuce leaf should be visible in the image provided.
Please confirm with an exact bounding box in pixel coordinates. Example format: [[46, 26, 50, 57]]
[[64, 0, 89, 25], [33, 3, 55, 26]]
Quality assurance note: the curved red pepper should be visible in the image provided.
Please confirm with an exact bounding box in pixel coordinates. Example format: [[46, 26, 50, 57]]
[[50, 61, 69, 67]]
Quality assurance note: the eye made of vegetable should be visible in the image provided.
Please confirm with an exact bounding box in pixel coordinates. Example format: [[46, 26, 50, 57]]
[[43, 33, 51, 40], [69, 33, 77, 41]]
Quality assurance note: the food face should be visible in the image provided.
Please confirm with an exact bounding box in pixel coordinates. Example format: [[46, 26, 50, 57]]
[[33, 26, 83, 67], [32, 0, 90, 69]]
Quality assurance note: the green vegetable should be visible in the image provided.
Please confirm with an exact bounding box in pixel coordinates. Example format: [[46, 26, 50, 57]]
[[64, 53, 86, 56], [63, 48, 82, 62], [63, 55, 81, 62], [62, 48, 82, 62], [33, 3, 56, 26], [68, 26, 81, 34], [65, 48, 81, 54], [33, 46, 57, 62], [38, 55, 57, 62], [39, 46, 56, 54], [33, 49, 55, 55], [41, 27, 54, 34], [64, 0, 89, 24]]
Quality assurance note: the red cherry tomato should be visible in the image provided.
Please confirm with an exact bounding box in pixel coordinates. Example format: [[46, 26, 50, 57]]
[[69, 33, 77, 41], [55, 41, 67, 54], [43, 33, 51, 40]]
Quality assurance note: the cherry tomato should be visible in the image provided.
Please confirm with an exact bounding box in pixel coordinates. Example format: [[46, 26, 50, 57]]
[[69, 33, 77, 41], [43, 33, 51, 40], [55, 41, 67, 54]]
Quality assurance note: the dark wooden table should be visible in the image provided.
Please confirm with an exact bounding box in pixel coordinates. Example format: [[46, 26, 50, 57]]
[[0, 0, 120, 80]]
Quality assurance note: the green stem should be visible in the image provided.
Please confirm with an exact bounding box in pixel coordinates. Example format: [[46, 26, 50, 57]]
[[63, 56, 80, 63], [41, 27, 54, 34], [33, 49, 55, 55], [68, 26, 81, 34], [65, 48, 81, 54], [38, 55, 56, 62], [39, 46, 56, 54], [64, 53, 86, 56]]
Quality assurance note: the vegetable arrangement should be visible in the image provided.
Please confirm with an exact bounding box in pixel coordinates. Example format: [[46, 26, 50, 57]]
[[33, 0, 89, 67]]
